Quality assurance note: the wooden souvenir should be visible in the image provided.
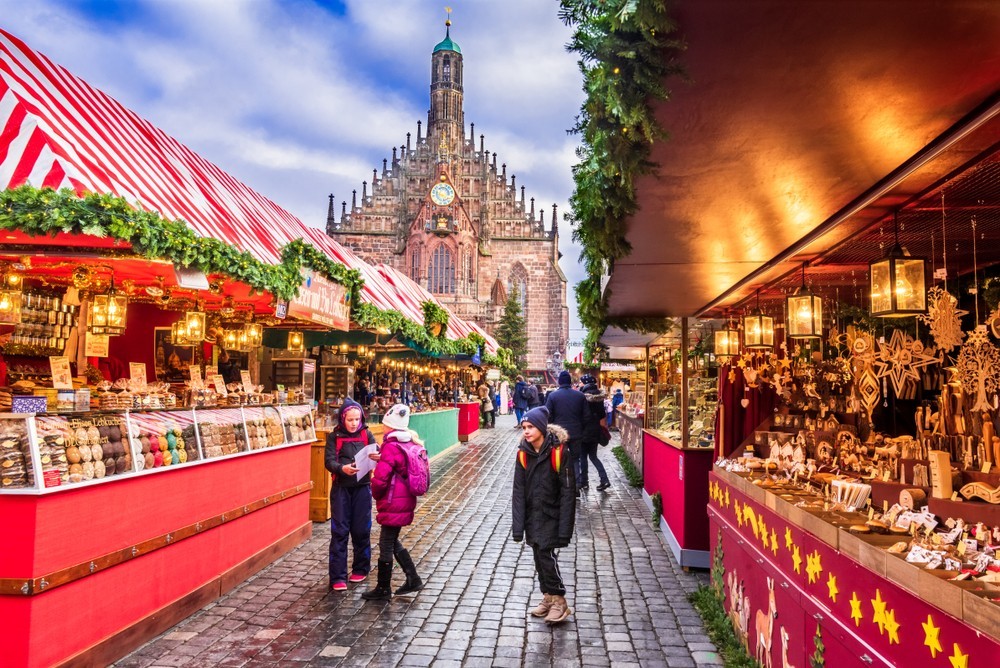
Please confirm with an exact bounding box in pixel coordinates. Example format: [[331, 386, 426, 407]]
[[959, 481, 1000, 504], [982, 417, 994, 465], [927, 450, 953, 499], [900, 487, 927, 510]]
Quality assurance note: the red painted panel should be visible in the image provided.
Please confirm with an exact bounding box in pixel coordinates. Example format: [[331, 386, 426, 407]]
[[457, 402, 480, 436], [644, 431, 712, 551]]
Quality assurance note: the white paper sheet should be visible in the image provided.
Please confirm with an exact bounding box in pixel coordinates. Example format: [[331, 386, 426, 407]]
[[354, 444, 379, 480]]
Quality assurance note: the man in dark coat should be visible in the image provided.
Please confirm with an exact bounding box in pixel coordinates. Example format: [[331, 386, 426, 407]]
[[525, 380, 542, 409], [579, 374, 612, 491], [511, 406, 575, 625], [513, 375, 529, 425], [544, 370, 588, 491]]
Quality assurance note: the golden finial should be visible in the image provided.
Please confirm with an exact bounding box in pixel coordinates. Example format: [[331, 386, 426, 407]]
[[445, 6, 452, 27]]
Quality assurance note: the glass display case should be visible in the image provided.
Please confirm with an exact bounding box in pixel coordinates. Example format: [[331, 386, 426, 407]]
[[0, 404, 317, 494]]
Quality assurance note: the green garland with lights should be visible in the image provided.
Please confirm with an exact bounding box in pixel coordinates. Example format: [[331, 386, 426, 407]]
[[421, 300, 450, 337], [560, 0, 686, 353], [0, 185, 511, 365]]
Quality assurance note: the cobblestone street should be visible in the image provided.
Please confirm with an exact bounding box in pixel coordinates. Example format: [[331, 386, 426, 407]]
[[116, 414, 718, 667]]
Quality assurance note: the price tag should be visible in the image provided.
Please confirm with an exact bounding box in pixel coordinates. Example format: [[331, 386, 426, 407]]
[[50, 356, 74, 390], [882, 470, 891, 481], [129, 362, 148, 389], [982, 462, 993, 474], [868, 507, 875, 520], [957, 540, 967, 556], [240, 370, 254, 394], [951, 491, 959, 501], [190, 365, 202, 385], [84, 333, 109, 357], [211, 374, 228, 397], [932, 532, 943, 545]]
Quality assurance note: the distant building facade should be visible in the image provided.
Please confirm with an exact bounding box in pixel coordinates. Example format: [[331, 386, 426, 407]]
[[325, 22, 568, 372]]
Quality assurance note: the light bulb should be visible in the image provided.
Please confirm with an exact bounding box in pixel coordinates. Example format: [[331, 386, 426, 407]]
[[0, 294, 9, 311]]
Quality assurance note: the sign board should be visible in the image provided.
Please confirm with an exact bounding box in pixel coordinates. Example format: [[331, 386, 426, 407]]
[[471, 346, 481, 366], [173, 265, 210, 290], [50, 357, 73, 390], [240, 370, 254, 394], [211, 374, 228, 397], [287, 271, 350, 331], [129, 362, 148, 389], [274, 299, 288, 320], [189, 365, 202, 386], [84, 333, 109, 357]]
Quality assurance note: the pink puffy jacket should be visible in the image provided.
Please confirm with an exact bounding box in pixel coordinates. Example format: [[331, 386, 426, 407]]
[[370, 431, 417, 527]]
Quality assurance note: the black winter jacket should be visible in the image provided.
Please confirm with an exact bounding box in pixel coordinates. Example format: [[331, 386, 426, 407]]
[[511, 424, 576, 549], [544, 386, 588, 440], [580, 382, 607, 443], [324, 399, 377, 488]]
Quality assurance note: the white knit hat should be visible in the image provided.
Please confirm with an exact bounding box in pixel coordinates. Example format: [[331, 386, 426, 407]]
[[382, 403, 411, 431]]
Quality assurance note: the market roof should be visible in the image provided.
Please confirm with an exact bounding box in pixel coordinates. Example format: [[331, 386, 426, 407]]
[[433, 26, 461, 54], [603, 1, 1000, 319]]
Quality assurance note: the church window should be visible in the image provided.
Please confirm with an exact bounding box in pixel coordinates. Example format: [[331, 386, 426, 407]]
[[428, 245, 455, 294], [442, 57, 451, 83], [410, 248, 421, 282], [509, 264, 528, 318]]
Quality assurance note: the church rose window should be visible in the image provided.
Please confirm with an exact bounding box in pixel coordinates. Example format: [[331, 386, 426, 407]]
[[429, 245, 455, 294]]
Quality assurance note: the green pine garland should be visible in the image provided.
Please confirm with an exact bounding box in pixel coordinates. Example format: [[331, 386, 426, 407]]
[[0, 185, 512, 364], [560, 0, 686, 350], [421, 300, 450, 337]]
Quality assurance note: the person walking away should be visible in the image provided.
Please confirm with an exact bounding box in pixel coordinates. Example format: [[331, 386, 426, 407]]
[[525, 380, 542, 409], [492, 381, 501, 416], [513, 376, 528, 426], [579, 374, 612, 491], [477, 379, 495, 429], [512, 406, 576, 625], [363, 404, 424, 600], [610, 388, 625, 429], [324, 398, 379, 591], [544, 371, 588, 493]]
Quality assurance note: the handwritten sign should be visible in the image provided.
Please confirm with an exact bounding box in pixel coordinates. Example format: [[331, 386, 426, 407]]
[[240, 370, 254, 394], [50, 356, 73, 390], [129, 363, 148, 389], [211, 374, 228, 397], [84, 333, 109, 357], [189, 365, 202, 385]]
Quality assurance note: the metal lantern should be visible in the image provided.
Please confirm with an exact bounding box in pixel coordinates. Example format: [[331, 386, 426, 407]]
[[244, 322, 263, 348], [171, 319, 191, 346], [222, 328, 239, 350], [185, 309, 207, 342], [88, 276, 128, 336], [713, 326, 740, 358], [235, 328, 250, 352], [287, 330, 304, 352], [0, 286, 22, 325], [787, 264, 823, 338], [742, 290, 774, 349], [870, 213, 927, 316]]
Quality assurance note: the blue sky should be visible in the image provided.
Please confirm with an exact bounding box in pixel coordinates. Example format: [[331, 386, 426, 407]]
[[1, 0, 588, 349]]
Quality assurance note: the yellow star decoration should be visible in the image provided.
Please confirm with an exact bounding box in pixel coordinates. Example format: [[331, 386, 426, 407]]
[[709, 481, 717, 503], [736, 357, 748, 369], [724, 488, 730, 507], [727, 369, 737, 383], [884, 608, 900, 645], [921, 615, 942, 658], [948, 643, 969, 668], [770, 528, 779, 555], [849, 592, 863, 627], [735, 502, 745, 527], [871, 589, 887, 634], [826, 572, 839, 603], [806, 550, 823, 584], [791, 545, 803, 574], [758, 516, 768, 548], [785, 527, 794, 550]]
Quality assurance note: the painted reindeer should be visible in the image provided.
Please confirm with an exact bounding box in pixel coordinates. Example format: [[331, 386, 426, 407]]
[[755, 577, 778, 668], [780, 626, 795, 668]]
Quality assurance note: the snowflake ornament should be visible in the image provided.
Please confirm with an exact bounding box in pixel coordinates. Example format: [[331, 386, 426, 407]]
[[872, 329, 939, 397], [918, 287, 966, 353]]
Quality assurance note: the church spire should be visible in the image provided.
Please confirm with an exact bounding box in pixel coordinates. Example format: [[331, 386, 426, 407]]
[[429, 10, 463, 161]]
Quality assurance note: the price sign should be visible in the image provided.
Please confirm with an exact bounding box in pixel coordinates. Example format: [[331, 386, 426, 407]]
[[211, 374, 228, 397], [84, 333, 109, 357], [50, 356, 73, 390], [240, 370, 254, 394], [129, 363, 148, 389], [190, 365, 202, 385]]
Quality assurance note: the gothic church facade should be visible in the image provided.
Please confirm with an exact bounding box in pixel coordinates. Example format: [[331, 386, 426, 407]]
[[325, 23, 568, 372]]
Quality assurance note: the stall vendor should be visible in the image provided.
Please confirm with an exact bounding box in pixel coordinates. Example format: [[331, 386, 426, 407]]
[[209, 327, 243, 385]]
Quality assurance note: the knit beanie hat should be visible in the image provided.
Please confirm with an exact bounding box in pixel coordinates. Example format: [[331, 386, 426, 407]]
[[337, 397, 366, 434], [522, 406, 549, 433], [558, 370, 572, 387], [382, 403, 411, 431]]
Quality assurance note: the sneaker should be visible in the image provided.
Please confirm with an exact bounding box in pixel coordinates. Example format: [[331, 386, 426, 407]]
[[597, 481, 611, 491], [331, 581, 347, 591], [349, 573, 367, 583]]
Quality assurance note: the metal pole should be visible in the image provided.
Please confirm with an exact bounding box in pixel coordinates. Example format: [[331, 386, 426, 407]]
[[681, 318, 689, 447]]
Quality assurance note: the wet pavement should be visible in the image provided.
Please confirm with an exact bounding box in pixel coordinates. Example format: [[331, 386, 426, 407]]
[[115, 413, 719, 667]]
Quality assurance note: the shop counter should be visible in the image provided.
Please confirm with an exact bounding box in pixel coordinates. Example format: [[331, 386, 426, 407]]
[[409, 408, 459, 458], [642, 429, 714, 569], [456, 401, 481, 442], [616, 409, 644, 470], [710, 467, 1000, 667], [0, 405, 316, 667]]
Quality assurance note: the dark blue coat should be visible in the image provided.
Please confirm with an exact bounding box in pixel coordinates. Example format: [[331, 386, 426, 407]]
[[513, 381, 529, 410], [544, 386, 588, 441]]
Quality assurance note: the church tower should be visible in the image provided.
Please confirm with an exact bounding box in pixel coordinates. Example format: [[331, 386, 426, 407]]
[[326, 16, 569, 373], [428, 16, 463, 160]]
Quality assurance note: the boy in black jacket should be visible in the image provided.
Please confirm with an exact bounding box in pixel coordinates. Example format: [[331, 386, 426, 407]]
[[324, 398, 379, 591], [511, 406, 576, 625]]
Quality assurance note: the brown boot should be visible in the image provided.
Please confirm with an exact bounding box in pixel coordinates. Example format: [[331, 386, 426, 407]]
[[544, 595, 572, 625], [530, 593, 553, 618]]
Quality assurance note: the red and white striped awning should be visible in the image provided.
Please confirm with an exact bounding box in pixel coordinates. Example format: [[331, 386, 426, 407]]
[[0, 28, 306, 264]]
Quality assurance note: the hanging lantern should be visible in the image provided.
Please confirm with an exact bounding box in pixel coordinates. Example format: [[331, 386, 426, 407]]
[[287, 330, 304, 352], [223, 328, 239, 349], [713, 323, 740, 358], [235, 328, 250, 352], [88, 275, 128, 336], [244, 322, 263, 348], [0, 269, 23, 326], [787, 264, 823, 338], [185, 309, 207, 342], [870, 212, 927, 316], [742, 290, 774, 349], [171, 319, 191, 346]]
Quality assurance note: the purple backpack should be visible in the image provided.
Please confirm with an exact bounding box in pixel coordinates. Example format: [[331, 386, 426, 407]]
[[399, 440, 431, 496]]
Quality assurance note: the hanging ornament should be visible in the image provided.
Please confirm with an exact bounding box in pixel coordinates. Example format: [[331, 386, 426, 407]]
[[989, 306, 1000, 339], [918, 287, 966, 353], [954, 325, 1000, 413], [872, 330, 939, 398]]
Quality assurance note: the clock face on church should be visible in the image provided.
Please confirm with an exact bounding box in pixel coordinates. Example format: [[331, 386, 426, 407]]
[[430, 182, 456, 206]]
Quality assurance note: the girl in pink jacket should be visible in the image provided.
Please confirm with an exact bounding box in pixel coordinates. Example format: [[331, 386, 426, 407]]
[[362, 404, 424, 600]]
